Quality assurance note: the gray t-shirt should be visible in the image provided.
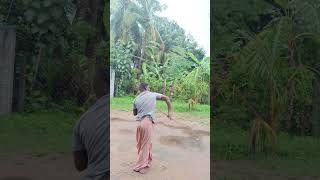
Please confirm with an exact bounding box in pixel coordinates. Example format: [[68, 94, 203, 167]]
[[72, 95, 109, 180], [133, 91, 163, 122]]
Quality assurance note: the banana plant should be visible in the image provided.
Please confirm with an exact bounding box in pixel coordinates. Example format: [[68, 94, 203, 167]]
[[176, 52, 210, 104]]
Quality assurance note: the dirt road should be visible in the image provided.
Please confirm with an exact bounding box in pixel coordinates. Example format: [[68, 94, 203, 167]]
[[110, 109, 210, 180], [0, 153, 80, 180], [0, 109, 210, 180]]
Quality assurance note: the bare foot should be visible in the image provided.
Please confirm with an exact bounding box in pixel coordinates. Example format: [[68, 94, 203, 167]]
[[139, 168, 148, 174], [133, 168, 148, 174]]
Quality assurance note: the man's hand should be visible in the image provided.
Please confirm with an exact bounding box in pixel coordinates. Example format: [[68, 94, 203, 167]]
[[159, 95, 173, 120], [133, 108, 137, 116], [73, 150, 88, 172]]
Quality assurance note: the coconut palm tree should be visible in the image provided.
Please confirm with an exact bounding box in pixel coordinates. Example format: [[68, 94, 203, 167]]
[[234, 0, 320, 152], [110, 0, 165, 78], [76, 0, 107, 103]]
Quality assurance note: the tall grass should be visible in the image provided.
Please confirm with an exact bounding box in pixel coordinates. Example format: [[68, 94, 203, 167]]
[[0, 111, 77, 154], [212, 120, 320, 177]]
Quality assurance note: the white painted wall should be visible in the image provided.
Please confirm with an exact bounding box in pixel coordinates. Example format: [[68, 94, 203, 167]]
[[110, 68, 115, 98]]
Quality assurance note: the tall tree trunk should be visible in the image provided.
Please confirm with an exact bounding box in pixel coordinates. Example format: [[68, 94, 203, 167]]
[[17, 57, 26, 112], [162, 79, 166, 95], [95, 0, 108, 92], [136, 32, 147, 80], [286, 40, 296, 133], [286, 96, 294, 132], [286, 41, 296, 131], [30, 46, 42, 93], [269, 78, 277, 130], [77, 0, 107, 99], [301, 116, 305, 136], [311, 80, 320, 136]]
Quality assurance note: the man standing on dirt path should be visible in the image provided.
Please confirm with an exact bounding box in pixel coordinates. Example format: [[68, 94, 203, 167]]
[[132, 82, 173, 174], [72, 68, 109, 180]]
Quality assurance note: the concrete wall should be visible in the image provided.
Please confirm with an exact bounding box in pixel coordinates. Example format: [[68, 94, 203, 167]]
[[110, 67, 115, 98], [0, 26, 16, 115]]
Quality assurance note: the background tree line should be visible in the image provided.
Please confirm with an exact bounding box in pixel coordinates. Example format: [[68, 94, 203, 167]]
[[110, 0, 210, 105], [212, 0, 320, 153], [0, 0, 109, 114]]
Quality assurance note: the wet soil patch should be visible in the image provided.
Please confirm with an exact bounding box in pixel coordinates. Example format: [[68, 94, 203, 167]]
[[159, 135, 203, 151]]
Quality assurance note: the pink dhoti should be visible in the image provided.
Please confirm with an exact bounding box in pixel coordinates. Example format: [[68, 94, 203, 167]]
[[133, 116, 154, 171]]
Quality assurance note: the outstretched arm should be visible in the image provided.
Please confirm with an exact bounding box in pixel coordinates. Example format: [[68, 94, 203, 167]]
[[159, 95, 173, 119]]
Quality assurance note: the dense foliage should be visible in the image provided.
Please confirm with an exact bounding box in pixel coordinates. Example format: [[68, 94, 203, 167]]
[[110, 0, 210, 104], [212, 0, 320, 153], [0, 0, 108, 113]]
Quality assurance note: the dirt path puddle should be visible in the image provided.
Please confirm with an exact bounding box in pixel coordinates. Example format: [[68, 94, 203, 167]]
[[159, 135, 204, 150]]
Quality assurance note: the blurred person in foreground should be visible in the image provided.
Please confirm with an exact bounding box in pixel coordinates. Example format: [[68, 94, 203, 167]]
[[72, 68, 109, 180], [132, 82, 173, 174]]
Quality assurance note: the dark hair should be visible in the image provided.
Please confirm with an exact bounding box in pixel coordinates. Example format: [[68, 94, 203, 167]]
[[139, 82, 149, 91], [93, 68, 108, 98]]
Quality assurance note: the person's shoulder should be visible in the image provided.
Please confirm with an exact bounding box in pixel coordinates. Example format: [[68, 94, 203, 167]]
[[73, 108, 91, 129], [133, 94, 139, 103], [150, 91, 163, 96], [95, 95, 108, 106], [133, 93, 139, 100], [150, 92, 165, 100], [74, 96, 108, 128], [135, 92, 145, 100]]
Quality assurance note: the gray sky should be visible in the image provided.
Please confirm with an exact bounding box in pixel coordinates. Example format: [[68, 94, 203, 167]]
[[158, 0, 210, 57]]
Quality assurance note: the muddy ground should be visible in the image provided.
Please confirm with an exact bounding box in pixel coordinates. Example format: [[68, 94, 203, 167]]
[[0, 109, 318, 180], [110, 109, 210, 180], [0, 109, 210, 180], [0, 153, 80, 180], [212, 160, 320, 180]]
